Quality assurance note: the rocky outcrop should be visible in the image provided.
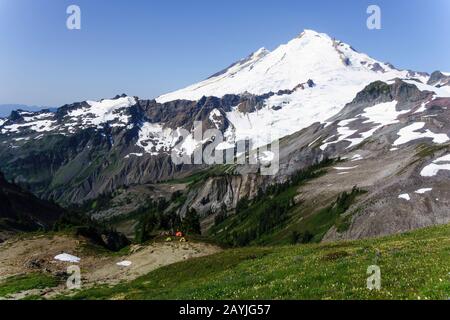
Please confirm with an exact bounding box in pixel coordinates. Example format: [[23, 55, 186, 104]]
[[180, 173, 267, 218], [427, 71, 450, 87]]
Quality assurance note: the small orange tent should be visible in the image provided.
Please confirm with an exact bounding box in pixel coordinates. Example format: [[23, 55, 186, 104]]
[[175, 231, 183, 237]]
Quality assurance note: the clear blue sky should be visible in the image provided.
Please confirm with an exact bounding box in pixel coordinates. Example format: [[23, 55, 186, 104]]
[[0, 0, 449, 107]]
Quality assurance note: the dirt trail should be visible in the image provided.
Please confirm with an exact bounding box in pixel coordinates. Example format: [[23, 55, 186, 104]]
[[0, 235, 82, 280], [0, 234, 221, 299], [86, 241, 219, 285]]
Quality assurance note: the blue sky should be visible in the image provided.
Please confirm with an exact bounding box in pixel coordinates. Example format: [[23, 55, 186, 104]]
[[0, 0, 449, 107]]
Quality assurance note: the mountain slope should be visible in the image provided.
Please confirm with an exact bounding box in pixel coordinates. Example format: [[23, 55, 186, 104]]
[[0, 172, 64, 240], [0, 30, 449, 243], [182, 79, 450, 242], [156, 30, 433, 150], [63, 223, 450, 300]]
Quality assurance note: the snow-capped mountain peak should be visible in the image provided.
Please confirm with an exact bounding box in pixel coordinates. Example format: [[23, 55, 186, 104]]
[[151, 30, 440, 152], [156, 29, 426, 103], [251, 47, 270, 58]]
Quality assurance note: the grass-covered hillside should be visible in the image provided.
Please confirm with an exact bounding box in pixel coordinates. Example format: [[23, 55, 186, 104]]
[[209, 158, 366, 247], [64, 223, 450, 300]]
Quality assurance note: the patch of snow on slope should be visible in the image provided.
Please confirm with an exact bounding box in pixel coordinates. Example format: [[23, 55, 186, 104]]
[[398, 194, 410, 201], [308, 136, 322, 147], [420, 154, 450, 177], [334, 166, 358, 170], [226, 73, 399, 151], [434, 155, 450, 162], [225, 83, 353, 149], [13, 137, 30, 142], [54, 253, 80, 263], [413, 102, 429, 114], [400, 80, 450, 98], [124, 153, 143, 159], [209, 109, 222, 129], [22, 112, 54, 122], [68, 96, 136, 128], [321, 101, 408, 150], [415, 188, 432, 194], [137, 123, 181, 156], [259, 151, 275, 164], [360, 99, 409, 126], [117, 260, 132, 267], [393, 122, 449, 146], [1, 119, 57, 134], [137, 124, 207, 156]]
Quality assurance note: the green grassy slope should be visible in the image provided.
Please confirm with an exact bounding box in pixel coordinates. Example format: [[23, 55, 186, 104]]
[[208, 159, 366, 247], [0, 273, 60, 298], [64, 223, 450, 300]]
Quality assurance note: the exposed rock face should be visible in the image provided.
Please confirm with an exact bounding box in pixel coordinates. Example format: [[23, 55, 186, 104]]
[[288, 81, 450, 240], [321, 144, 450, 241], [427, 71, 450, 87], [181, 173, 267, 218], [330, 80, 433, 121]]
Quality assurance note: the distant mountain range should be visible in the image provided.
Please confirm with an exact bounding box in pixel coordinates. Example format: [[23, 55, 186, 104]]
[[0, 104, 55, 117]]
